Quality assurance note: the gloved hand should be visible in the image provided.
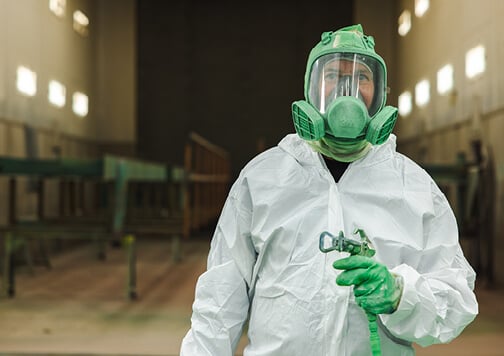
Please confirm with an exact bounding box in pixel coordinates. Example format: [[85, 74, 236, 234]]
[[333, 255, 403, 314]]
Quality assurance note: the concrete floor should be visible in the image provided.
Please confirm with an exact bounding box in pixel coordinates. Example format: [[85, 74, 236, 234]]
[[0, 236, 503, 356]]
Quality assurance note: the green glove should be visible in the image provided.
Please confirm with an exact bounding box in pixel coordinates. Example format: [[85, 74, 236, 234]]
[[333, 255, 403, 314]]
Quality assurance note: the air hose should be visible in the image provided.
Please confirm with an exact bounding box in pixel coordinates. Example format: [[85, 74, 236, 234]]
[[366, 312, 381, 356]]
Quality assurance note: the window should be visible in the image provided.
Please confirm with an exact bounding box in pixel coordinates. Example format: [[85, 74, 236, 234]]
[[437, 64, 454, 94], [16, 66, 37, 97], [398, 91, 412, 117], [72, 92, 88, 117], [49, 0, 66, 18], [415, 79, 430, 107], [73, 10, 89, 36], [465, 45, 485, 79], [398, 10, 411, 36], [415, 0, 429, 17], [48, 80, 66, 107]]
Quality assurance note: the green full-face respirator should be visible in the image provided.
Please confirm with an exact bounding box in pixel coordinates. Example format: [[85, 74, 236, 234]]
[[292, 24, 398, 162]]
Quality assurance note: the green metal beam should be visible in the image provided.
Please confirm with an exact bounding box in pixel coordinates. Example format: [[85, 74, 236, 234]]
[[0, 155, 185, 182], [0, 156, 102, 177]]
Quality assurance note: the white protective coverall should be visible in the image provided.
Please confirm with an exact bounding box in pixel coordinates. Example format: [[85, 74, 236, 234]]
[[180, 133, 478, 356]]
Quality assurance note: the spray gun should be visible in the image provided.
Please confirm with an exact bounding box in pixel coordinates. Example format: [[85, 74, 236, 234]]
[[319, 229, 375, 257], [319, 229, 382, 356]]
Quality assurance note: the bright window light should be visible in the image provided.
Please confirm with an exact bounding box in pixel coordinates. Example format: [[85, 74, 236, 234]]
[[72, 92, 88, 117], [16, 66, 37, 97], [48, 80, 66, 108], [465, 45, 485, 79], [437, 64, 454, 94], [415, 79, 430, 107], [415, 0, 429, 17], [49, 0, 66, 18], [398, 91, 412, 117], [73, 10, 89, 36], [398, 10, 411, 36]]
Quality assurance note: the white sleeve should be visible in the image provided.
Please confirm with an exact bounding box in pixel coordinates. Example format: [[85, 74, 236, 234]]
[[180, 180, 256, 356], [380, 196, 478, 347]]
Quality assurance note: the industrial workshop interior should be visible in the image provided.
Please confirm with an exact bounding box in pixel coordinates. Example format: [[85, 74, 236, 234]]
[[0, 0, 503, 355]]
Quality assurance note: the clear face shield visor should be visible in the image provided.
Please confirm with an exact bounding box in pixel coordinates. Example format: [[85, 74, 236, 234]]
[[308, 53, 385, 117]]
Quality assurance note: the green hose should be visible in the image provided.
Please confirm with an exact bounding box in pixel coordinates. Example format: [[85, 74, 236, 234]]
[[366, 313, 381, 356]]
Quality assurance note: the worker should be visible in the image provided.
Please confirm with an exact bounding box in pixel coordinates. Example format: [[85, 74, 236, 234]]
[[180, 24, 478, 355]]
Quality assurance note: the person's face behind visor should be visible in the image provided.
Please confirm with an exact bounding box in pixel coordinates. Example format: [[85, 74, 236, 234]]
[[308, 53, 383, 116], [321, 59, 374, 111]]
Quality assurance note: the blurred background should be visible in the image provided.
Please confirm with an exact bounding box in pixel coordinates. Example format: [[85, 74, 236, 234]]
[[0, 0, 503, 355]]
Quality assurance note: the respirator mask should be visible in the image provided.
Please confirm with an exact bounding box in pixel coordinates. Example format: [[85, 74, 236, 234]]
[[292, 25, 398, 162]]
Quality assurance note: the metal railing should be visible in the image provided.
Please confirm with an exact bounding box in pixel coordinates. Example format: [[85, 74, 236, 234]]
[[183, 132, 231, 237]]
